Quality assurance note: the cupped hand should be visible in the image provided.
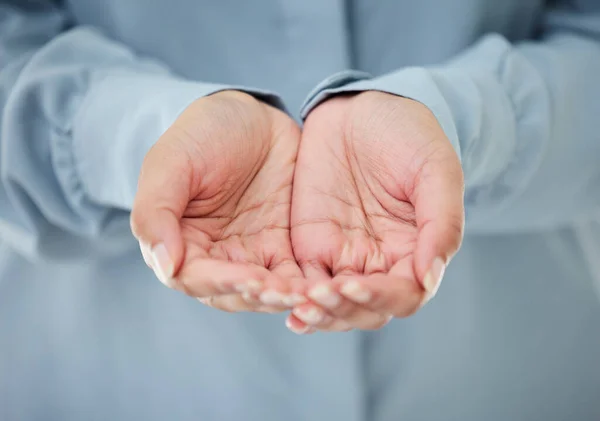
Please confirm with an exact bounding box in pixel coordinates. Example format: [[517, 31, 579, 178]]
[[131, 91, 306, 312], [288, 91, 465, 333]]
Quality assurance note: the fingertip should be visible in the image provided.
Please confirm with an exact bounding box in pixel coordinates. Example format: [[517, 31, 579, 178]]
[[291, 303, 328, 326], [413, 216, 461, 295], [178, 260, 271, 298], [285, 314, 314, 335], [412, 152, 464, 282], [130, 206, 185, 286], [139, 242, 153, 268], [257, 272, 307, 308], [149, 242, 176, 288], [354, 273, 424, 318], [307, 283, 342, 309], [421, 256, 446, 301], [338, 279, 372, 304]]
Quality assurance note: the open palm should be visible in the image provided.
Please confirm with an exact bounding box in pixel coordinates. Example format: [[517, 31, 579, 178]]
[[289, 92, 464, 331], [132, 91, 304, 312]]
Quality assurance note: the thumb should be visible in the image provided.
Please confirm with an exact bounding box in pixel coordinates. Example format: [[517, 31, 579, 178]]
[[412, 147, 465, 300], [131, 136, 190, 288]]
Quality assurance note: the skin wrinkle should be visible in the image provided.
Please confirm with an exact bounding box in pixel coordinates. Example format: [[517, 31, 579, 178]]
[[179, 94, 273, 219], [294, 183, 417, 231], [293, 125, 389, 275], [292, 214, 415, 276], [344, 130, 379, 242], [293, 95, 419, 276], [147, 88, 461, 327], [136, 91, 303, 314], [211, 183, 294, 268], [346, 99, 420, 274], [297, 257, 334, 277], [283, 90, 461, 332]]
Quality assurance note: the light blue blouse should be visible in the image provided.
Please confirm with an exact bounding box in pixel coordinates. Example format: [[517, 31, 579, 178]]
[[1, 1, 600, 420]]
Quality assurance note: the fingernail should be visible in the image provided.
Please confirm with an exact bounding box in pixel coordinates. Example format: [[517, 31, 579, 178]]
[[139, 242, 152, 267], [150, 243, 174, 288], [292, 306, 324, 325], [259, 290, 286, 306], [308, 284, 341, 309], [423, 257, 446, 300], [197, 297, 212, 306], [234, 279, 263, 293], [241, 291, 255, 303], [247, 279, 262, 292], [340, 280, 371, 303], [282, 293, 307, 307], [285, 318, 312, 335]]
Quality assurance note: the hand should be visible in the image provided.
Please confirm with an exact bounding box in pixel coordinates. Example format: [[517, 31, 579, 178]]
[[131, 91, 306, 312], [288, 91, 464, 333]]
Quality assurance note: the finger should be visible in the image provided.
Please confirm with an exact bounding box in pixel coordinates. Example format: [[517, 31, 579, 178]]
[[304, 282, 353, 317], [201, 294, 288, 313], [290, 301, 357, 332], [239, 289, 293, 313], [262, 258, 329, 310], [318, 319, 354, 332], [199, 294, 252, 313], [296, 266, 389, 330], [139, 241, 152, 268], [285, 313, 317, 335], [259, 259, 309, 308], [293, 304, 357, 332], [221, 289, 290, 312], [329, 311, 390, 331], [131, 134, 192, 288], [411, 147, 465, 299], [335, 272, 425, 318], [289, 305, 356, 332], [178, 258, 304, 308], [176, 259, 271, 297], [305, 282, 391, 330], [290, 301, 330, 326]]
